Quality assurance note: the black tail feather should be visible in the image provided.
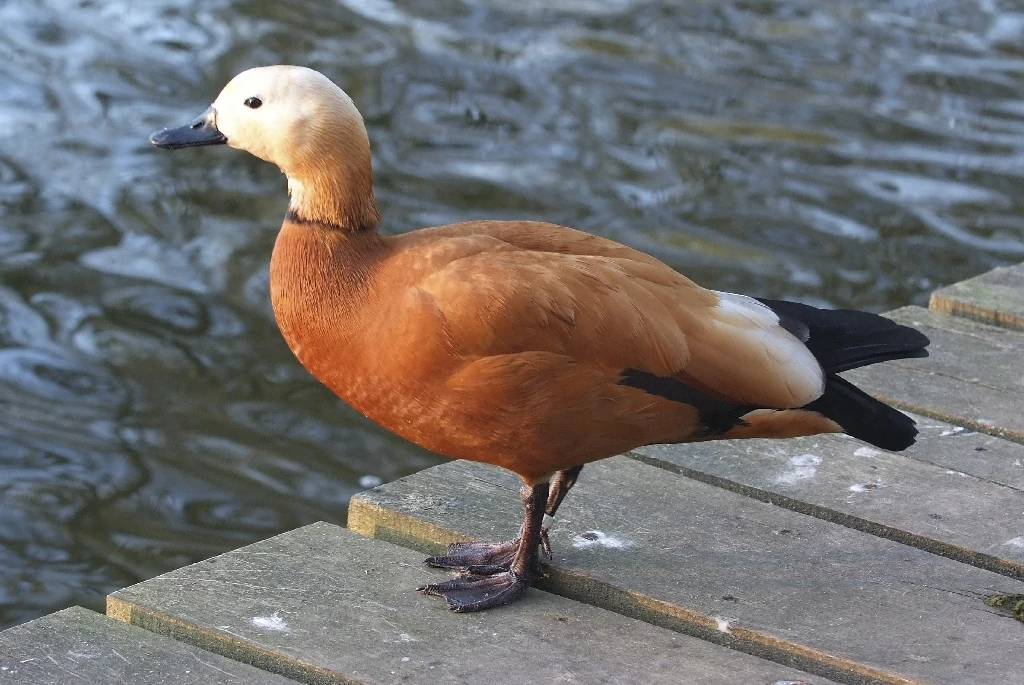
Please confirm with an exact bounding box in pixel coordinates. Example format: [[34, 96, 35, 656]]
[[756, 298, 930, 451]]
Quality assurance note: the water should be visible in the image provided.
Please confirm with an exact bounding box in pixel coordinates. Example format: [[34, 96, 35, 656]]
[[1, 0, 1022, 629]]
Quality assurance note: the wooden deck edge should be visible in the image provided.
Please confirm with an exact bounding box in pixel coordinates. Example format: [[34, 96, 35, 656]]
[[107, 595, 354, 685], [929, 291, 1024, 332], [346, 495, 472, 555], [626, 451, 1024, 582], [347, 496, 922, 685]]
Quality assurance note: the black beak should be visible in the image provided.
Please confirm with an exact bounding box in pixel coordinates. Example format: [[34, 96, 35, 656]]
[[149, 106, 227, 150]]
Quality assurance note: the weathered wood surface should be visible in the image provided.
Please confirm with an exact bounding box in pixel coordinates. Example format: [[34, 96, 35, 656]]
[[0, 606, 296, 684], [846, 306, 1024, 442], [350, 457, 1024, 685], [108, 522, 832, 685], [632, 416, 1024, 580], [930, 262, 1024, 331]]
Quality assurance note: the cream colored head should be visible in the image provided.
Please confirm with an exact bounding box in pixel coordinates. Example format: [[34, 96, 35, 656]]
[[152, 65, 379, 231], [211, 67, 353, 166]]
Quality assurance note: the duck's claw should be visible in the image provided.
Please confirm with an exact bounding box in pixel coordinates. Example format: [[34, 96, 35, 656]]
[[539, 526, 552, 562]]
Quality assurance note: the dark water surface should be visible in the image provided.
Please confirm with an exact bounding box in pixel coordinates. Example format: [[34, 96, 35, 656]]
[[1, 0, 1023, 629]]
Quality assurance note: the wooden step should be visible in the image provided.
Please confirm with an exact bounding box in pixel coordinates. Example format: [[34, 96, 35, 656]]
[[107, 522, 834, 685], [0, 606, 297, 684], [350, 457, 1024, 685], [631, 415, 1024, 580]]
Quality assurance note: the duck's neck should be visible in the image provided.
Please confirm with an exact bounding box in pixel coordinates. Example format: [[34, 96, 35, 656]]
[[284, 144, 380, 233]]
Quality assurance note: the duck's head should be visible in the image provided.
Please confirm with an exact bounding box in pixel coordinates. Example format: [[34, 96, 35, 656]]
[[151, 65, 379, 231]]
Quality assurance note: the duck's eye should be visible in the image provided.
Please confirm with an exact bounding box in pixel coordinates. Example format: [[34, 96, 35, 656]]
[[244, 97, 262, 109]]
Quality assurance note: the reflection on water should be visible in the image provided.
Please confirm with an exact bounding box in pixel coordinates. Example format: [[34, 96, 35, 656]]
[[1, 0, 1022, 628]]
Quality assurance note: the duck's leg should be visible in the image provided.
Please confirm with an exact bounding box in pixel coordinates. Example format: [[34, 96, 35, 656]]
[[424, 465, 583, 572], [418, 481, 548, 612]]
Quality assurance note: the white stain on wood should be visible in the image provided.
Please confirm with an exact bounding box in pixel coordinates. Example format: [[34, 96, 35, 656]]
[[775, 454, 821, 485], [571, 531, 634, 549], [252, 612, 292, 632]]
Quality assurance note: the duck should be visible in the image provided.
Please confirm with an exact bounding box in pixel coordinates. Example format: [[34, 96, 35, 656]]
[[150, 65, 929, 612]]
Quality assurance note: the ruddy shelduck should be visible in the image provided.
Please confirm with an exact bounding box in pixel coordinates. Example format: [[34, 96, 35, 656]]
[[151, 66, 929, 612]]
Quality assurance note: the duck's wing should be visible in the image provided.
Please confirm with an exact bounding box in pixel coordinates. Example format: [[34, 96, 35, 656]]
[[406, 224, 824, 411]]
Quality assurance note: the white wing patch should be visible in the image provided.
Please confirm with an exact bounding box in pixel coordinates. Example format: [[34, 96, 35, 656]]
[[704, 292, 825, 407], [713, 291, 781, 330]]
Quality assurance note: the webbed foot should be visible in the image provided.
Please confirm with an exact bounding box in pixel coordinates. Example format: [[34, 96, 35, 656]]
[[418, 481, 550, 612], [425, 539, 519, 575], [418, 571, 532, 612]]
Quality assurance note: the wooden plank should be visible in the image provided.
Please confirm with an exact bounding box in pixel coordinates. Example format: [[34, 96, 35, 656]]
[[930, 263, 1024, 331], [349, 458, 1024, 685], [0, 606, 296, 684], [108, 522, 833, 685], [895, 414, 1024, 490], [630, 417, 1024, 581], [845, 306, 1024, 442]]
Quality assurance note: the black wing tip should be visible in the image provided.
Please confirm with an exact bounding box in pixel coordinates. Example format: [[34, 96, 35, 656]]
[[863, 410, 919, 451], [908, 346, 929, 360], [619, 368, 752, 437], [806, 375, 919, 452]]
